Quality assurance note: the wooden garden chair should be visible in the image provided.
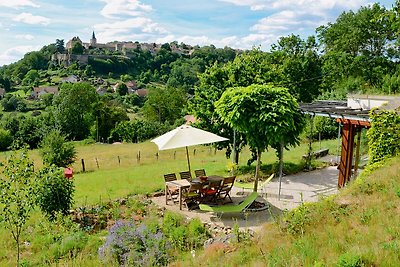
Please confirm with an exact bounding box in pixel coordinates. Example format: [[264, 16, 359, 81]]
[[217, 176, 236, 203], [179, 171, 192, 181], [182, 183, 203, 210], [164, 173, 178, 204], [194, 169, 206, 178], [201, 179, 223, 204]]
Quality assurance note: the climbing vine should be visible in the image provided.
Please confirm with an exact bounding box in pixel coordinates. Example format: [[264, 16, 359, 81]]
[[367, 110, 400, 164]]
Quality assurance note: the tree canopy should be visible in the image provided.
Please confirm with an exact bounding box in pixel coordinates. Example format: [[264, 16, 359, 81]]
[[215, 84, 305, 191]]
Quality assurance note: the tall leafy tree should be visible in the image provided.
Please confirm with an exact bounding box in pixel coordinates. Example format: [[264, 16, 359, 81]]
[[53, 82, 98, 140], [142, 86, 187, 125], [270, 35, 322, 102], [317, 3, 395, 93], [215, 84, 305, 191], [55, 39, 65, 53], [190, 48, 273, 163]]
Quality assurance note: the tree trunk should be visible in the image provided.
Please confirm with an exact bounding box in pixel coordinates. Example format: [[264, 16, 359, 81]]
[[278, 142, 284, 200], [17, 234, 20, 267], [253, 149, 261, 192]]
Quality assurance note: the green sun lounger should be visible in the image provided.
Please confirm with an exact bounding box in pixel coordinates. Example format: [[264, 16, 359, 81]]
[[199, 192, 259, 218], [234, 173, 275, 196]]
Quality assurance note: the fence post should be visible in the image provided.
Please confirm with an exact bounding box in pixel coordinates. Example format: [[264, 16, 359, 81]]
[[193, 149, 196, 156], [214, 148, 217, 155], [81, 159, 85, 172], [156, 152, 159, 161], [118, 156, 121, 166], [95, 157, 99, 169], [174, 151, 176, 160], [137, 151, 141, 163]]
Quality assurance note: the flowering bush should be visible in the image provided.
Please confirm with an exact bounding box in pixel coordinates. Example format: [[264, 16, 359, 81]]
[[99, 220, 170, 266]]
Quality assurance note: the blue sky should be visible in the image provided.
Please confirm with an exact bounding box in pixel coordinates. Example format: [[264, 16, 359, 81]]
[[0, 0, 394, 66]]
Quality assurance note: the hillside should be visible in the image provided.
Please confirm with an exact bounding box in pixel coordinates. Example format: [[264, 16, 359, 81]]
[[176, 156, 400, 266]]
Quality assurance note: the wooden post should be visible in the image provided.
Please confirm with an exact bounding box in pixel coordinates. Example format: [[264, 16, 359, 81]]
[[354, 128, 362, 175], [118, 156, 121, 166], [95, 157, 99, 169], [156, 152, 159, 161], [81, 159, 85, 172], [137, 151, 141, 163], [193, 149, 196, 156], [174, 151, 176, 160]]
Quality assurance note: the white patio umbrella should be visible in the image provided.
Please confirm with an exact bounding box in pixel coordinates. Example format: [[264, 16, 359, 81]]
[[151, 124, 229, 173]]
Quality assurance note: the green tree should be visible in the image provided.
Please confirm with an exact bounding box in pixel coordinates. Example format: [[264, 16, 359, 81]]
[[36, 165, 74, 220], [317, 3, 394, 93], [93, 100, 129, 142], [215, 84, 305, 191], [55, 39, 65, 53], [40, 129, 77, 167], [0, 151, 36, 266], [142, 86, 187, 124], [116, 82, 128, 96], [190, 49, 272, 163], [22, 69, 40, 86], [53, 82, 98, 140], [71, 42, 84, 54], [0, 128, 12, 151]]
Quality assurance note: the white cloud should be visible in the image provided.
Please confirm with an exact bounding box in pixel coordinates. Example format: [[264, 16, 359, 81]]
[[13, 12, 50, 25], [251, 11, 318, 34], [0, 0, 39, 8], [219, 0, 366, 12], [94, 17, 168, 42], [16, 34, 34, 40], [100, 0, 153, 19], [0, 45, 40, 66]]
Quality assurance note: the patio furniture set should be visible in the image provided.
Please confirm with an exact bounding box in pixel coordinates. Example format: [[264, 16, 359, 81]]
[[164, 169, 236, 210]]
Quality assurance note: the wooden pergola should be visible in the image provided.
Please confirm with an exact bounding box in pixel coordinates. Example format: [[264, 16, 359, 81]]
[[300, 101, 371, 188]]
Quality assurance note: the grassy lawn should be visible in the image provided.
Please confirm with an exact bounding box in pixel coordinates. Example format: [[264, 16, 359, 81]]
[[0, 138, 340, 207]]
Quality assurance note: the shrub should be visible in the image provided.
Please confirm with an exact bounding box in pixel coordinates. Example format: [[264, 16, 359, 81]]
[[36, 165, 74, 220], [99, 220, 170, 266], [0, 128, 12, 151], [162, 211, 209, 251], [367, 110, 400, 164], [40, 129, 77, 167]]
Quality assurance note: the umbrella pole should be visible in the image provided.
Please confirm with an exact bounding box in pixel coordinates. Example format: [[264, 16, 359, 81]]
[[186, 146, 191, 174]]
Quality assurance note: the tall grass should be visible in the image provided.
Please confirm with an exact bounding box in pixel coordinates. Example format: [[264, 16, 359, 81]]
[[180, 156, 400, 266]]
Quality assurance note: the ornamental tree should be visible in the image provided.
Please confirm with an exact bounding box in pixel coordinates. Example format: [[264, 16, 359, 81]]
[[215, 84, 305, 191], [0, 151, 36, 266]]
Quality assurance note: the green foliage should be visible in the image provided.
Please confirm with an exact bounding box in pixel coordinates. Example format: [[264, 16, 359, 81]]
[[36, 165, 74, 220], [53, 82, 98, 140], [71, 42, 84, 54], [336, 253, 366, 267], [93, 99, 129, 142], [116, 82, 128, 96], [283, 203, 312, 236], [108, 119, 170, 143], [215, 84, 305, 190], [40, 129, 77, 167], [1, 94, 26, 112], [141, 86, 187, 124], [0, 128, 12, 151], [0, 151, 36, 266], [367, 110, 400, 164], [162, 211, 209, 251]]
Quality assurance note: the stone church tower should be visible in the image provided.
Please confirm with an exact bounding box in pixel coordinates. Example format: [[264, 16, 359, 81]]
[[90, 31, 97, 47]]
